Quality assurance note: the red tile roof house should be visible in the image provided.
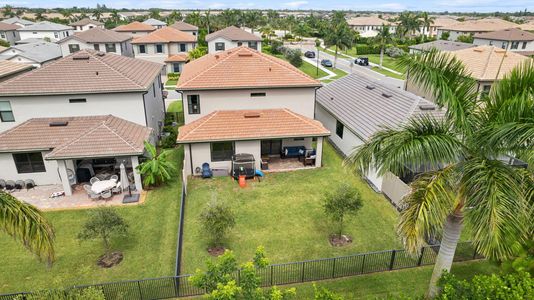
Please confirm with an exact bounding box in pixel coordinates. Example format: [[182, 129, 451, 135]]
[[176, 46, 330, 176]]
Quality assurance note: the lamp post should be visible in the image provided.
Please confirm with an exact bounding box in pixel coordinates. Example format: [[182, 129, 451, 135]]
[[315, 38, 321, 77]]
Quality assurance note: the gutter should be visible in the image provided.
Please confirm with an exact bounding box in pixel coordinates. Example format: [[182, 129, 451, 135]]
[[177, 132, 331, 145]]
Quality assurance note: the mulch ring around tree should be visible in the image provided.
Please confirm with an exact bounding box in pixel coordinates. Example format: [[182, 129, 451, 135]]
[[207, 246, 226, 257], [329, 234, 353, 247], [97, 252, 124, 268]]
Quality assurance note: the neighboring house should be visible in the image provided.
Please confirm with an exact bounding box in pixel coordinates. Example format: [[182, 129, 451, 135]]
[[69, 18, 104, 32], [131, 27, 196, 74], [408, 40, 475, 54], [406, 45, 531, 100], [473, 28, 534, 56], [437, 18, 518, 41], [0, 22, 21, 45], [57, 28, 133, 57], [315, 73, 444, 207], [113, 21, 155, 37], [1, 17, 34, 27], [0, 115, 151, 195], [14, 38, 44, 45], [346, 16, 396, 37], [0, 42, 62, 67], [176, 46, 327, 176], [206, 26, 262, 53], [0, 60, 33, 82], [418, 17, 459, 37], [170, 21, 198, 37], [143, 18, 167, 29], [17, 21, 74, 42], [0, 50, 165, 135]]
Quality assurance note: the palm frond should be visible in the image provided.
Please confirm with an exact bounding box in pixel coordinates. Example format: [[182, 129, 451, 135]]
[[461, 158, 530, 260], [0, 191, 55, 265], [397, 166, 458, 254], [345, 116, 465, 178]]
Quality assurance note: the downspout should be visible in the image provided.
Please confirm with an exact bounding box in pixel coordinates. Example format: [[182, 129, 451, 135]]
[[188, 143, 193, 175], [142, 91, 149, 127], [313, 86, 320, 120]]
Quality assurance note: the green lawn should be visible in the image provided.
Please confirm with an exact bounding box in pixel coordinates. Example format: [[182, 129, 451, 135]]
[[0, 148, 184, 294], [272, 53, 328, 79], [292, 260, 500, 299], [181, 142, 400, 274], [371, 66, 406, 80], [165, 79, 178, 87], [167, 100, 183, 113], [366, 54, 406, 74]]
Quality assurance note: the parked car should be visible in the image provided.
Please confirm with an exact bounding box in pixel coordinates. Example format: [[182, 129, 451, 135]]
[[321, 59, 333, 67], [304, 51, 315, 58], [355, 57, 369, 66]]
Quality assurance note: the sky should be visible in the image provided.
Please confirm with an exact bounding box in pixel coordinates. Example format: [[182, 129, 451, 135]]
[[1, 0, 534, 13]]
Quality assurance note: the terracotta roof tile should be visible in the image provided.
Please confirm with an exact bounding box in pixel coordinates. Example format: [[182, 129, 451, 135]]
[[441, 18, 518, 32], [69, 18, 103, 26], [170, 21, 198, 31], [0, 61, 33, 78], [131, 26, 196, 44], [177, 46, 321, 90], [177, 109, 329, 143], [165, 54, 188, 62], [347, 16, 392, 26], [113, 21, 155, 32], [0, 22, 20, 30], [0, 50, 163, 96], [205, 26, 261, 42], [474, 28, 534, 41], [0, 115, 152, 159]]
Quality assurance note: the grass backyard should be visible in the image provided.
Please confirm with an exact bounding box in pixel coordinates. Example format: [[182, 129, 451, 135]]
[[181, 142, 401, 274], [167, 100, 183, 113], [0, 148, 184, 294]]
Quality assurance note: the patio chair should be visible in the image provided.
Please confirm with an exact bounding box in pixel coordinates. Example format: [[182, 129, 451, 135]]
[[110, 175, 119, 182], [0, 179, 6, 190], [90, 177, 100, 185], [24, 179, 36, 190], [83, 184, 100, 200], [112, 182, 122, 194], [101, 189, 113, 200], [14, 180, 25, 190], [5, 180, 16, 191]]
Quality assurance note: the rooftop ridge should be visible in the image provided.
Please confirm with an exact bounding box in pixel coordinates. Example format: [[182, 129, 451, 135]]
[[180, 111, 220, 140], [86, 51, 147, 90]]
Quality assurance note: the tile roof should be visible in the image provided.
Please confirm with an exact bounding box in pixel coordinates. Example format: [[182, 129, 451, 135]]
[[113, 21, 155, 32], [131, 26, 197, 44], [0, 42, 61, 64], [431, 17, 459, 28], [0, 50, 163, 96], [205, 26, 261, 42], [440, 18, 518, 32], [177, 46, 321, 90], [448, 46, 531, 81], [177, 109, 330, 143], [2, 17, 34, 26], [0, 115, 152, 159], [409, 40, 475, 52], [170, 21, 198, 31], [59, 27, 132, 43], [143, 18, 167, 26], [474, 28, 534, 41], [520, 22, 534, 31], [17, 21, 72, 31], [347, 16, 392, 26], [165, 54, 188, 62], [0, 61, 33, 78], [317, 73, 445, 141], [69, 18, 103, 26], [0, 22, 20, 31]]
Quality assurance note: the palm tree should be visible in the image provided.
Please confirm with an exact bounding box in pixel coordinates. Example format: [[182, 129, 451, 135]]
[[136, 141, 177, 187], [185, 11, 202, 27], [1, 191, 55, 265], [323, 11, 352, 69], [374, 25, 393, 69], [260, 25, 275, 42], [92, 9, 102, 21], [61, 9, 73, 22], [420, 12, 435, 40], [346, 50, 534, 298], [396, 12, 422, 39], [203, 9, 211, 34], [149, 9, 160, 20], [110, 10, 120, 24], [35, 11, 46, 21]]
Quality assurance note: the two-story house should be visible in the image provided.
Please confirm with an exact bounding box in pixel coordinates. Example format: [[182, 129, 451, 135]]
[[176, 46, 329, 176], [143, 18, 166, 29], [0, 41, 62, 67], [69, 18, 104, 32], [437, 18, 518, 41], [0, 22, 21, 45], [170, 21, 198, 37], [17, 21, 74, 42], [57, 27, 134, 57], [113, 21, 155, 37], [132, 26, 196, 74], [347, 16, 396, 38], [473, 28, 534, 56], [1, 17, 34, 28], [206, 26, 262, 53], [0, 50, 165, 135]]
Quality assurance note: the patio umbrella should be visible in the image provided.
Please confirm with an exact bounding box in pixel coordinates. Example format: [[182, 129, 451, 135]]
[[120, 162, 129, 192]]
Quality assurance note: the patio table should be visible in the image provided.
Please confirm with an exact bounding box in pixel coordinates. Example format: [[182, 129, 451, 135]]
[[91, 179, 117, 194]]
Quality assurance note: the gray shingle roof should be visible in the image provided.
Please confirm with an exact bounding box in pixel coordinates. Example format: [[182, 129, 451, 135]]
[[206, 26, 261, 42], [316, 73, 444, 141], [2, 17, 34, 26], [143, 18, 167, 26], [409, 40, 475, 52], [59, 27, 132, 43], [17, 21, 72, 31], [0, 42, 61, 64], [69, 18, 103, 26]]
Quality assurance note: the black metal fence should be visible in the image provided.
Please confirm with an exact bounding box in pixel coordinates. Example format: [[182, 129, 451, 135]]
[[174, 182, 187, 276], [0, 242, 482, 300]]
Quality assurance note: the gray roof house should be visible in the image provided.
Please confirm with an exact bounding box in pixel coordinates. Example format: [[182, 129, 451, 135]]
[[1, 17, 34, 27], [57, 27, 133, 57], [143, 18, 166, 29], [314, 73, 444, 207], [409, 40, 475, 54], [17, 21, 74, 42], [0, 41, 62, 67]]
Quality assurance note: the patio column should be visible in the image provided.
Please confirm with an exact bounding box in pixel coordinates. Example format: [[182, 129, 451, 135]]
[[131, 155, 143, 192], [315, 137, 324, 168], [57, 160, 72, 196]]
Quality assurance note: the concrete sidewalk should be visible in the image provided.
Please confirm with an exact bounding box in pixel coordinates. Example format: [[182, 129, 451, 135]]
[[325, 48, 403, 75], [301, 56, 336, 80]]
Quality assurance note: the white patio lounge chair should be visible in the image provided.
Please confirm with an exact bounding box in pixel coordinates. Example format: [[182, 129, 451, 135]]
[[101, 189, 113, 200], [83, 184, 100, 200], [110, 175, 119, 182], [112, 182, 122, 194], [90, 177, 100, 185]]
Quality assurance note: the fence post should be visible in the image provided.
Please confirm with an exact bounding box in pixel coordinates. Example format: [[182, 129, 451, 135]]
[[301, 262, 306, 282], [472, 244, 478, 260], [137, 281, 143, 300], [270, 265, 274, 286], [331, 257, 337, 278], [389, 250, 396, 270], [417, 247, 425, 266], [360, 255, 366, 274], [237, 269, 241, 285]]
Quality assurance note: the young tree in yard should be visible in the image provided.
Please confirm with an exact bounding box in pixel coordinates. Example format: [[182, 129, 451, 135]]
[[346, 51, 534, 297], [324, 11, 352, 69], [323, 184, 362, 237], [136, 141, 176, 187], [78, 206, 128, 255], [188, 46, 207, 60], [285, 49, 303, 68], [0, 191, 55, 265], [456, 34, 474, 44], [420, 12, 435, 41], [374, 25, 393, 69], [200, 198, 236, 248]]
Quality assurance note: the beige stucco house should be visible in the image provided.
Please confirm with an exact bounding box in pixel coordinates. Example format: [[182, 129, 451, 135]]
[[57, 27, 134, 57], [206, 26, 262, 53]]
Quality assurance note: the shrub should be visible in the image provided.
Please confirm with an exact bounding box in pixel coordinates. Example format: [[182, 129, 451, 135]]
[[199, 197, 236, 247], [440, 31, 450, 40], [354, 44, 381, 55], [188, 46, 207, 60], [0, 39, 9, 47], [385, 46, 405, 58], [323, 184, 362, 236], [77, 207, 129, 255], [167, 72, 180, 81], [285, 49, 303, 68], [284, 33, 294, 40], [160, 125, 177, 149], [136, 141, 177, 187], [456, 34, 474, 44], [313, 284, 344, 300], [15, 287, 105, 300]]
